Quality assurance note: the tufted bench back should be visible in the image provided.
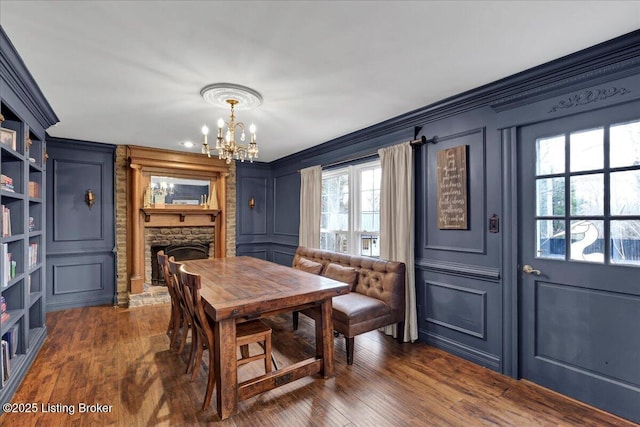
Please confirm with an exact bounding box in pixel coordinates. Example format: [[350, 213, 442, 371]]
[[293, 246, 405, 320]]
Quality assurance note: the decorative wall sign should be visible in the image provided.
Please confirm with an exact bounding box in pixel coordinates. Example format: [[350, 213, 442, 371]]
[[437, 145, 468, 229]]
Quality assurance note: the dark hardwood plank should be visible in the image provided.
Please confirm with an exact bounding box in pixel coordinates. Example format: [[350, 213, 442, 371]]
[[1, 304, 637, 426]]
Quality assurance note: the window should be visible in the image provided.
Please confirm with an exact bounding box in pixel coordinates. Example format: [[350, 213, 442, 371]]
[[535, 118, 640, 265], [320, 160, 381, 256]]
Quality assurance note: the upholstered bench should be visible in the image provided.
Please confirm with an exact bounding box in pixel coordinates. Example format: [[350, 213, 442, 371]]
[[292, 246, 406, 365]]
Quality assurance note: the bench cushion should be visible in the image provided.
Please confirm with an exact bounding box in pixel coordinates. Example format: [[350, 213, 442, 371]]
[[295, 257, 323, 275], [322, 262, 357, 290], [332, 292, 391, 325]]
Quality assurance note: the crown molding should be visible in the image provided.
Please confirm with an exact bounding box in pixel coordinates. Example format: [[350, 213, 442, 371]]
[[0, 26, 59, 130]]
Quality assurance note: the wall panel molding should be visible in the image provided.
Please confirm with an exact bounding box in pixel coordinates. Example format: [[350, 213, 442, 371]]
[[424, 280, 487, 339], [416, 258, 500, 281]]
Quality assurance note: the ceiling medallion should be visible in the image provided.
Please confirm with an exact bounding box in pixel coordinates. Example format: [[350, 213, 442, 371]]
[[200, 83, 263, 111], [200, 83, 262, 163]]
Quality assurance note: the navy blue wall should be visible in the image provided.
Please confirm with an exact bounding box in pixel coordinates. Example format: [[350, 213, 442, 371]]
[[235, 29, 640, 380]]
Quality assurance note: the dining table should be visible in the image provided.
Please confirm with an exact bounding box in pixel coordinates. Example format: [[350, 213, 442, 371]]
[[182, 256, 349, 420]]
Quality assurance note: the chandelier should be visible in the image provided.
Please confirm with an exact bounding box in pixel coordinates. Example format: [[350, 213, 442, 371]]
[[200, 83, 262, 164]]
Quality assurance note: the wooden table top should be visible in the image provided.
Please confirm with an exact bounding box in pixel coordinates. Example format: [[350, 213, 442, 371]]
[[182, 256, 349, 321]]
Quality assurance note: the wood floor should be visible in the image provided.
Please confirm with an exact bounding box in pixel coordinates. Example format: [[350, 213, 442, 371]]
[[1, 304, 636, 427]]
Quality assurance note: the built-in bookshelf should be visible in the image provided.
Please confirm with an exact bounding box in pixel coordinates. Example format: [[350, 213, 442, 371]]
[[0, 26, 57, 409], [0, 109, 47, 400]]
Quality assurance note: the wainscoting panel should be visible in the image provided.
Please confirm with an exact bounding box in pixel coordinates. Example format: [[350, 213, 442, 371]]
[[425, 280, 487, 339], [417, 265, 501, 370], [273, 172, 299, 237], [47, 252, 114, 310], [272, 248, 296, 267], [238, 176, 268, 236]]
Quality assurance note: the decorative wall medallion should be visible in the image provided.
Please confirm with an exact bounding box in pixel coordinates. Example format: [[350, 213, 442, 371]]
[[548, 86, 630, 113]]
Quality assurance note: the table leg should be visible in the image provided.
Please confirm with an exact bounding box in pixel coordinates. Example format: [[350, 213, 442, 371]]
[[214, 318, 237, 419], [318, 298, 335, 378]]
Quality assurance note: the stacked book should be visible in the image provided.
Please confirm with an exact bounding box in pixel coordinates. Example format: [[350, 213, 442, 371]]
[[28, 181, 41, 198], [1, 175, 14, 192]]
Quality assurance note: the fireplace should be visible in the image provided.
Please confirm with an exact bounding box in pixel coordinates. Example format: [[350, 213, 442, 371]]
[[150, 242, 210, 285], [145, 226, 215, 285]]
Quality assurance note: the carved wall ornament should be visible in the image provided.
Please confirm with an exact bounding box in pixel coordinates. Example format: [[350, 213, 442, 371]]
[[548, 87, 630, 113]]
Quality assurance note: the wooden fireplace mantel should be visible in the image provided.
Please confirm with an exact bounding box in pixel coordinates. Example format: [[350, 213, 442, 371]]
[[140, 208, 220, 225], [127, 145, 230, 294]]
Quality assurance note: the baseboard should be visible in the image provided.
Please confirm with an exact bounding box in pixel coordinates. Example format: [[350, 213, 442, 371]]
[[421, 330, 501, 371]]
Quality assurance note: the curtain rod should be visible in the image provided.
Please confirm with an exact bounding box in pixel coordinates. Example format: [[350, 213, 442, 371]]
[[409, 125, 438, 147], [298, 152, 378, 173], [298, 126, 437, 173]]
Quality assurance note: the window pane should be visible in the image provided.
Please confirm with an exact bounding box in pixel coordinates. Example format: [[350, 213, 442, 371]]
[[570, 174, 603, 216], [570, 220, 604, 263], [536, 177, 565, 216], [610, 119, 640, 168], [570, 127, 604, 172], [360, 234, 379, 257], [361, 213, 374, 231], [537, 219, 565, 259], [611, 170, 640, 215], [361, 190, 374, 212], [536, 135, 565, 175], [320, 231, 348, 253], [361, 169, 374, 191], [611, 220, 640, 265]]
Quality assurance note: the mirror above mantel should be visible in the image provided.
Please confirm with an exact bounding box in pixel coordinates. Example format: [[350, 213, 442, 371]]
[[127, 145, 231, 294]]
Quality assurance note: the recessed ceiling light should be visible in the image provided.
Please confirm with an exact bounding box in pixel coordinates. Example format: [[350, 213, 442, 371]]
[[182, 141, 194, 148]]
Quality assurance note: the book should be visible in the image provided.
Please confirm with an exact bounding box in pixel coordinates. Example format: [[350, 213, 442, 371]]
[[29, 242, 39, 267], [1, 244, 8, 287], [2, 340, 9, 381], [2, 205, 11, 237], [2, 325, 18, 359], [29, 181, 41, 198]]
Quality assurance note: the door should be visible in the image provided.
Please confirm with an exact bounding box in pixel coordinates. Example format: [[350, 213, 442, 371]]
[[46, 139, 116, 310], [519, 101, 640, 423]]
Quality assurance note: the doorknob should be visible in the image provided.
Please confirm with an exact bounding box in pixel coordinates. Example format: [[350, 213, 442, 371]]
[[523, 264, 541, 275]]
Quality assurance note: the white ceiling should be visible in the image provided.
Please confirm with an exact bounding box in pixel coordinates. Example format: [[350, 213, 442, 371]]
[[1, 1, 639, 162]]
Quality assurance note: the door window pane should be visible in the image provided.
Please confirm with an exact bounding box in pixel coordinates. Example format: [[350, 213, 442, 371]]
[[570, 220, 604, 263], [611, 170, 640, 215], [570, 174, 603, 216], [537, 219, 565, 259], [570, 127, 603, 172], [611, 220, 640, 265], [536, 135, 565, 175], [536, 177, 565, 216], [610, 119, 640, 168]]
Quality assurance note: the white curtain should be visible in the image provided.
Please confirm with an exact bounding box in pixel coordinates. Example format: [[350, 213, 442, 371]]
[[378, 142, 417, 342], [299, 165, 322, 248]]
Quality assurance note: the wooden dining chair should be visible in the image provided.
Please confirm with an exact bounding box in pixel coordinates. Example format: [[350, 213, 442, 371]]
[[167, 258, 195, 366], [157, 251, 183, 349], [177, 264, 274, 410]]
